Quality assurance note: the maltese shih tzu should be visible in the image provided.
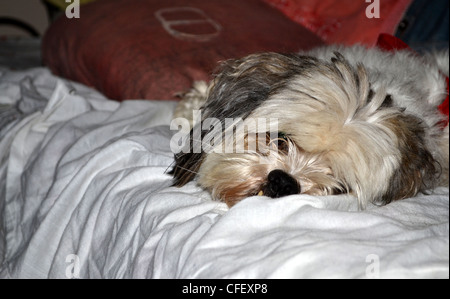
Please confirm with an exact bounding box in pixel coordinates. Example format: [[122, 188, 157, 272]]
[[170, 44, 449, 209]]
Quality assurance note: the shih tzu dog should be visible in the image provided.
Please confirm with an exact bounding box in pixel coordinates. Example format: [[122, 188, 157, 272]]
[[170, 43, 449, 209]]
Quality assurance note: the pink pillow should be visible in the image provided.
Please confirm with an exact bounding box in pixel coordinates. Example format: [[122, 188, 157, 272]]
[[42, 0, 324, 101]]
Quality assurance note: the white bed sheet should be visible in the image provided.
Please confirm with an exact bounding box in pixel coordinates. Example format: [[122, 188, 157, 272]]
[[0, 67, 448, 279]]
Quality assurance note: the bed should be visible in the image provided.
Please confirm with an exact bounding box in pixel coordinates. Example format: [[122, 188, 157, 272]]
[[0, 0, 448, 279]]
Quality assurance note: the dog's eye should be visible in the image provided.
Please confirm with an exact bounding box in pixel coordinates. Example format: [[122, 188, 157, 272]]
[[278, 132, 288, 141], [276, 132, 289, 153], [265, 132, 290, 153]]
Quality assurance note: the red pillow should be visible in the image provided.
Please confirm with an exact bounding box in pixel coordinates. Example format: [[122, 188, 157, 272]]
[[42, 0, 324, 101]]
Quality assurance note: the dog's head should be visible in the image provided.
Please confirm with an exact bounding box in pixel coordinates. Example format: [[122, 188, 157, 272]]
[[171, 52, 439, 208]]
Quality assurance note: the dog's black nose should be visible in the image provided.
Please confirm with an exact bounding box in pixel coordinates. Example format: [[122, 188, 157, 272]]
[[265, 169, 300, 198]]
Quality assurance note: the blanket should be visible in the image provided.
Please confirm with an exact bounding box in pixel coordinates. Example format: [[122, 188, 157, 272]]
[[0, 68, 448, 278]]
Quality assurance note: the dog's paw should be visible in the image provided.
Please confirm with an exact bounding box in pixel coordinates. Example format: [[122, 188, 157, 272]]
[[173, 81, 209, 126]]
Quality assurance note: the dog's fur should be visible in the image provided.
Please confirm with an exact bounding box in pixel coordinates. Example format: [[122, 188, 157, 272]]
[[171, 46, 449, 209]]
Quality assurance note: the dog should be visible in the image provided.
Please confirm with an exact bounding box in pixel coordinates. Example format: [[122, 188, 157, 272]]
[[170, 44, 449, 209]]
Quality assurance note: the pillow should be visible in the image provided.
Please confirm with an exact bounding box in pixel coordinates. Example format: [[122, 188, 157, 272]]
[[42, 0, 324, 101], [263, 0, 412, 46]]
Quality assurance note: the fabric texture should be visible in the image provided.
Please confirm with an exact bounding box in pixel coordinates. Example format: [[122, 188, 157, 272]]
[[263, 0, 413, 46], [395, 0, 449, 52], [0, 68, 448, 278]]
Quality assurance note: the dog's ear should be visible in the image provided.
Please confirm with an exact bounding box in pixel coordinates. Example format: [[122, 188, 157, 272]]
[[203, 53, 319, 120], [381, 114, 438, 204], [170, 124, 205, 187]]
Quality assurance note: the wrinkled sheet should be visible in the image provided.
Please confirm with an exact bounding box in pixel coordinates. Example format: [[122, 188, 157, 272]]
[[0, 68, 448, 279]]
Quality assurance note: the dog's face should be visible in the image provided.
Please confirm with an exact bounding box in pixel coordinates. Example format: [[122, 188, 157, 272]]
[[171, 52, 439, 208]]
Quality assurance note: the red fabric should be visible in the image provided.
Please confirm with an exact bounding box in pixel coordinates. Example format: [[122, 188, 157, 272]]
[[263, 0, 412, 46], [376, 33, 449, 128], [42, 0, 324, 101], [439, 77, 449, 128], [376, 33, 410, 51]]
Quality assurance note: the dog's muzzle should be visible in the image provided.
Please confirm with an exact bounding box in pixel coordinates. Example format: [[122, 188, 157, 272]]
[[264, 169, 300, 198]]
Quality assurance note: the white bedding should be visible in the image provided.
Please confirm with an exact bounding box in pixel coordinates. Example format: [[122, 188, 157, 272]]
[[0, 67, 448, 279]]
